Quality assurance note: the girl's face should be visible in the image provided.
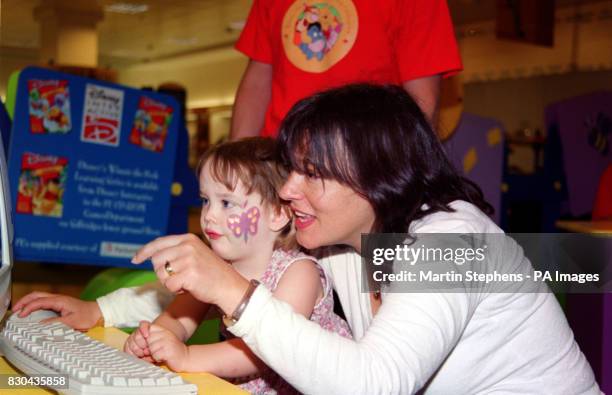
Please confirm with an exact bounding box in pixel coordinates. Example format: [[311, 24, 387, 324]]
[[199, 161, 276, 262], [279, 168, 375, 252]]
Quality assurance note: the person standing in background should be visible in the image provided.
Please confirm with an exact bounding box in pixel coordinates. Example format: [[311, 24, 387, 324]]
[[230, 0, 462, 139]]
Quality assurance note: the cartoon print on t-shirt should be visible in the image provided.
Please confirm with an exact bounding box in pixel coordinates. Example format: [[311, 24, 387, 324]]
[[301, 23, 326, 60], [282, 0, 358, 73]]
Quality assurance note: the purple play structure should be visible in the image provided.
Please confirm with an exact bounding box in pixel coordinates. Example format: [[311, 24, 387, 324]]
[[545, 91, 612, 217], [546, 91, 612, 392], [444, 112, 505, 225]]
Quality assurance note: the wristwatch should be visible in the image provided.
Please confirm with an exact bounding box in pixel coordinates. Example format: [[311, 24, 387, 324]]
[[222, 279, 261, 327]]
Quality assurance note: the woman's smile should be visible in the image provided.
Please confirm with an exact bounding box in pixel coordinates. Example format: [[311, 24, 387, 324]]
[[293, 208, 316, 230]]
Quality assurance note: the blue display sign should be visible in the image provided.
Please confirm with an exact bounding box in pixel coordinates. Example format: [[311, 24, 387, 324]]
[[7, 67, 179, 267]]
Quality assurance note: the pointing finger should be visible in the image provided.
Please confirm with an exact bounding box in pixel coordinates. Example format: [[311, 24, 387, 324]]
[[131, 234, 192, 264]]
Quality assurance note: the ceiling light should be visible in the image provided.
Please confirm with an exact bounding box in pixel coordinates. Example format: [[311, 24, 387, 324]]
[[105, 3, 149, 14]]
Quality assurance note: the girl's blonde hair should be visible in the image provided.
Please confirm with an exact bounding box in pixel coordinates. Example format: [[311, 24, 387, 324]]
[[196, 137, 295, 250]]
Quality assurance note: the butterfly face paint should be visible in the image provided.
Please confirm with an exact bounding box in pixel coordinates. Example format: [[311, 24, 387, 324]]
[[227, 206, 260, 243]]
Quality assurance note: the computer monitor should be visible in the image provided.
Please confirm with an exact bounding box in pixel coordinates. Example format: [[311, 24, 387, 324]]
[[0, 96, 10, 153], [0, 100, 13, 321]]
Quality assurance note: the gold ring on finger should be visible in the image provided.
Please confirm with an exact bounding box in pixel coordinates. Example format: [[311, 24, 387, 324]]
[[164, 261, 175, 276]]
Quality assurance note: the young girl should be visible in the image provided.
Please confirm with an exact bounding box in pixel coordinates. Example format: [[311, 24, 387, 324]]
[[124, 137, 351, 393]]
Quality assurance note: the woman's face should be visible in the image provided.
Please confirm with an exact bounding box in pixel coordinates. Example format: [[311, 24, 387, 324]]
[[279, 170, 375, 251]]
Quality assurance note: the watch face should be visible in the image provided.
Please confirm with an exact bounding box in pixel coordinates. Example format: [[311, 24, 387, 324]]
[[222, 315, 237, 328]]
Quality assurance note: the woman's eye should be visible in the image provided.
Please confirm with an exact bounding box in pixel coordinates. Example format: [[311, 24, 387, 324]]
[[222, 200, 235, 209], [200, 196, 209, 206], [305, 165, 319, 179]]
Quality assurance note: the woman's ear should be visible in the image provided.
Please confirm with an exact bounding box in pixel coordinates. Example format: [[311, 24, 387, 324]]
[[268, 205, 292, 232]]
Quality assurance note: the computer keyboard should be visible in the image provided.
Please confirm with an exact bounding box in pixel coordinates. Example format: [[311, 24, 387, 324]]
[[0, 319, 198, 395]]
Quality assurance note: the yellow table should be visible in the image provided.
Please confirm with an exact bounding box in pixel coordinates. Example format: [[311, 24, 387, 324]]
[[0, 326, 247, 394], [555, 220, 612, 234]]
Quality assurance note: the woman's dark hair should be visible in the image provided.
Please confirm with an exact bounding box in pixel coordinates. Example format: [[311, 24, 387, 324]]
[[277, 83, 493, 233]]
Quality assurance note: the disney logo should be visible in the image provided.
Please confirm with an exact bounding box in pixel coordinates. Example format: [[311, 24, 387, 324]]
[[25, 153, 59, 165], [88, 86, 121, 106]]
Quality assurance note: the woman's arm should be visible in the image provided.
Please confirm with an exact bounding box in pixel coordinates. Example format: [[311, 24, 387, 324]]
[[154, 258, 323, 377], [196, 259, 321, 377], [229, 256, 476, 394]]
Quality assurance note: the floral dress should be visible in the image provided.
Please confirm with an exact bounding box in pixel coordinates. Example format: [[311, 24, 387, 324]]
[[227, 249, 352, 394]]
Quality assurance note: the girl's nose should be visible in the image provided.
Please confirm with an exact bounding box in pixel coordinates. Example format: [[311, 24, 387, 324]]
[[202, 206, 216, 225], [279, 172, 303, 201]]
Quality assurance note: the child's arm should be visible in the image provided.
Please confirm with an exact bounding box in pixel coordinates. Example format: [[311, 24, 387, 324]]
[[268, 258, 323, 318], [148, 258, 322, 377], [147, 329, 267, 375], [124, 293, 210, 359], [152, 293, 210, 341], [12, 292, 102, 331]]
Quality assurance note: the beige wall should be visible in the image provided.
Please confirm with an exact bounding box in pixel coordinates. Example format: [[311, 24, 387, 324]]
[[464, 70, 612, 134], [111, 1, 612, 126], [459, 1, 612, 83], [117, 47, 247, 109]]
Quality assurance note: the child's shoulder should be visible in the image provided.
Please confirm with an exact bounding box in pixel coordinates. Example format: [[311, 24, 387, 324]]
[[271, 248, 317, 266], [262, 249, 319, 290]]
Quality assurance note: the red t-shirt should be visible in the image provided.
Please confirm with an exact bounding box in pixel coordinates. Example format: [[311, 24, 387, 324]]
[[236, 0, 463, 137], [593, 164, 612, 220]]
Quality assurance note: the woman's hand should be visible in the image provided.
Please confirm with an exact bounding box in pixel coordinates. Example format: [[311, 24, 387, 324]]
[[12, 292, 102, 331], [131, 234, 249, 317], [124, 321, 153, 362], [146, 324, 189, 372]]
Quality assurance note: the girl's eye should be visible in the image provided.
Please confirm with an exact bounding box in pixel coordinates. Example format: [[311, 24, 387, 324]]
[[200, 196, 209, 206], [222, 200, 235, 209]]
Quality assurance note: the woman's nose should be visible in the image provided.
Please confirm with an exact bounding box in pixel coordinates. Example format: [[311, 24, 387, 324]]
[[279, 172, 303, 201]]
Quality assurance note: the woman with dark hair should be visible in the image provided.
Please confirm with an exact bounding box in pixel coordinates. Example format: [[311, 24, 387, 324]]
[[277, 83, 493, 235], [103, 84, 601, 393]]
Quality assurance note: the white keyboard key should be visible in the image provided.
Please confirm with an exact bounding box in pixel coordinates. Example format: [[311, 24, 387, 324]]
[[170, 376, 185, 385], [0, 321, 198, 394]]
